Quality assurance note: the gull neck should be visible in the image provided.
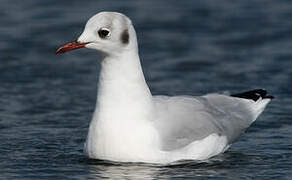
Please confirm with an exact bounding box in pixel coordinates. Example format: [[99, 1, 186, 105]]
[[94, 49, 153, 123]]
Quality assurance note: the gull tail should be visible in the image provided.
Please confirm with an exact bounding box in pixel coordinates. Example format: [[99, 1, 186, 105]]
[[231, 89, 274, 121]]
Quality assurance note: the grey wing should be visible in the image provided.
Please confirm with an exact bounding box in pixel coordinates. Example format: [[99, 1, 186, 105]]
[[153, 94, 270, 151]]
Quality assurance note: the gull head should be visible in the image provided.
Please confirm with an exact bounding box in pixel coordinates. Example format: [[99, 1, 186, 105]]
[[56, 12, 137, 55]]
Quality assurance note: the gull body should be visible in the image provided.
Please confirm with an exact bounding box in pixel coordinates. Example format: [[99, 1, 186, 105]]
[[56, 12, 273, 164]]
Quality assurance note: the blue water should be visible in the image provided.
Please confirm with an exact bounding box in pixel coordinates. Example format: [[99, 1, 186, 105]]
[[0, 0, 291, 179]]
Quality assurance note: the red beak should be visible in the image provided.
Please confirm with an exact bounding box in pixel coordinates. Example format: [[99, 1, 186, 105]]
[[55, 41, 89, 54]]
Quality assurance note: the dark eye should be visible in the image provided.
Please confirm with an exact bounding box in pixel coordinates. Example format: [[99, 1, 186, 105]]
[[98, 28, 110, 38]]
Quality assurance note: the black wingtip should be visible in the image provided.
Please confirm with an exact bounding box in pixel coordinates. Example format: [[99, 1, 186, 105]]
[[231, 89, 274, 102], [264, 95, 275, 99]]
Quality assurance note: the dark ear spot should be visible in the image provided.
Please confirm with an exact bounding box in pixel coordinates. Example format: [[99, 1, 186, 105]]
[[121, 29, 129, 44]]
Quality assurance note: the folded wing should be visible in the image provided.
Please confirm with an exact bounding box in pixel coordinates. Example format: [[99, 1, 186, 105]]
[[153, 92, 272, 151]]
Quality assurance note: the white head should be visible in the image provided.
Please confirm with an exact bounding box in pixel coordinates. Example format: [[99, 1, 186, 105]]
[[56, 12, 138, 56]]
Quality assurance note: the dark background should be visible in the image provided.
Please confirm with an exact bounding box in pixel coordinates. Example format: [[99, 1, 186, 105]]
[[0, 0, 291, 179]]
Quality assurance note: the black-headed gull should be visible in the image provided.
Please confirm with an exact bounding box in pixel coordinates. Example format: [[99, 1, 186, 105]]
[[56, 12, 274, 164]]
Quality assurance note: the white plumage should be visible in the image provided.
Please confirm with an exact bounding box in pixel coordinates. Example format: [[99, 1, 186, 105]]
[[56, 12, 273, 164]]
